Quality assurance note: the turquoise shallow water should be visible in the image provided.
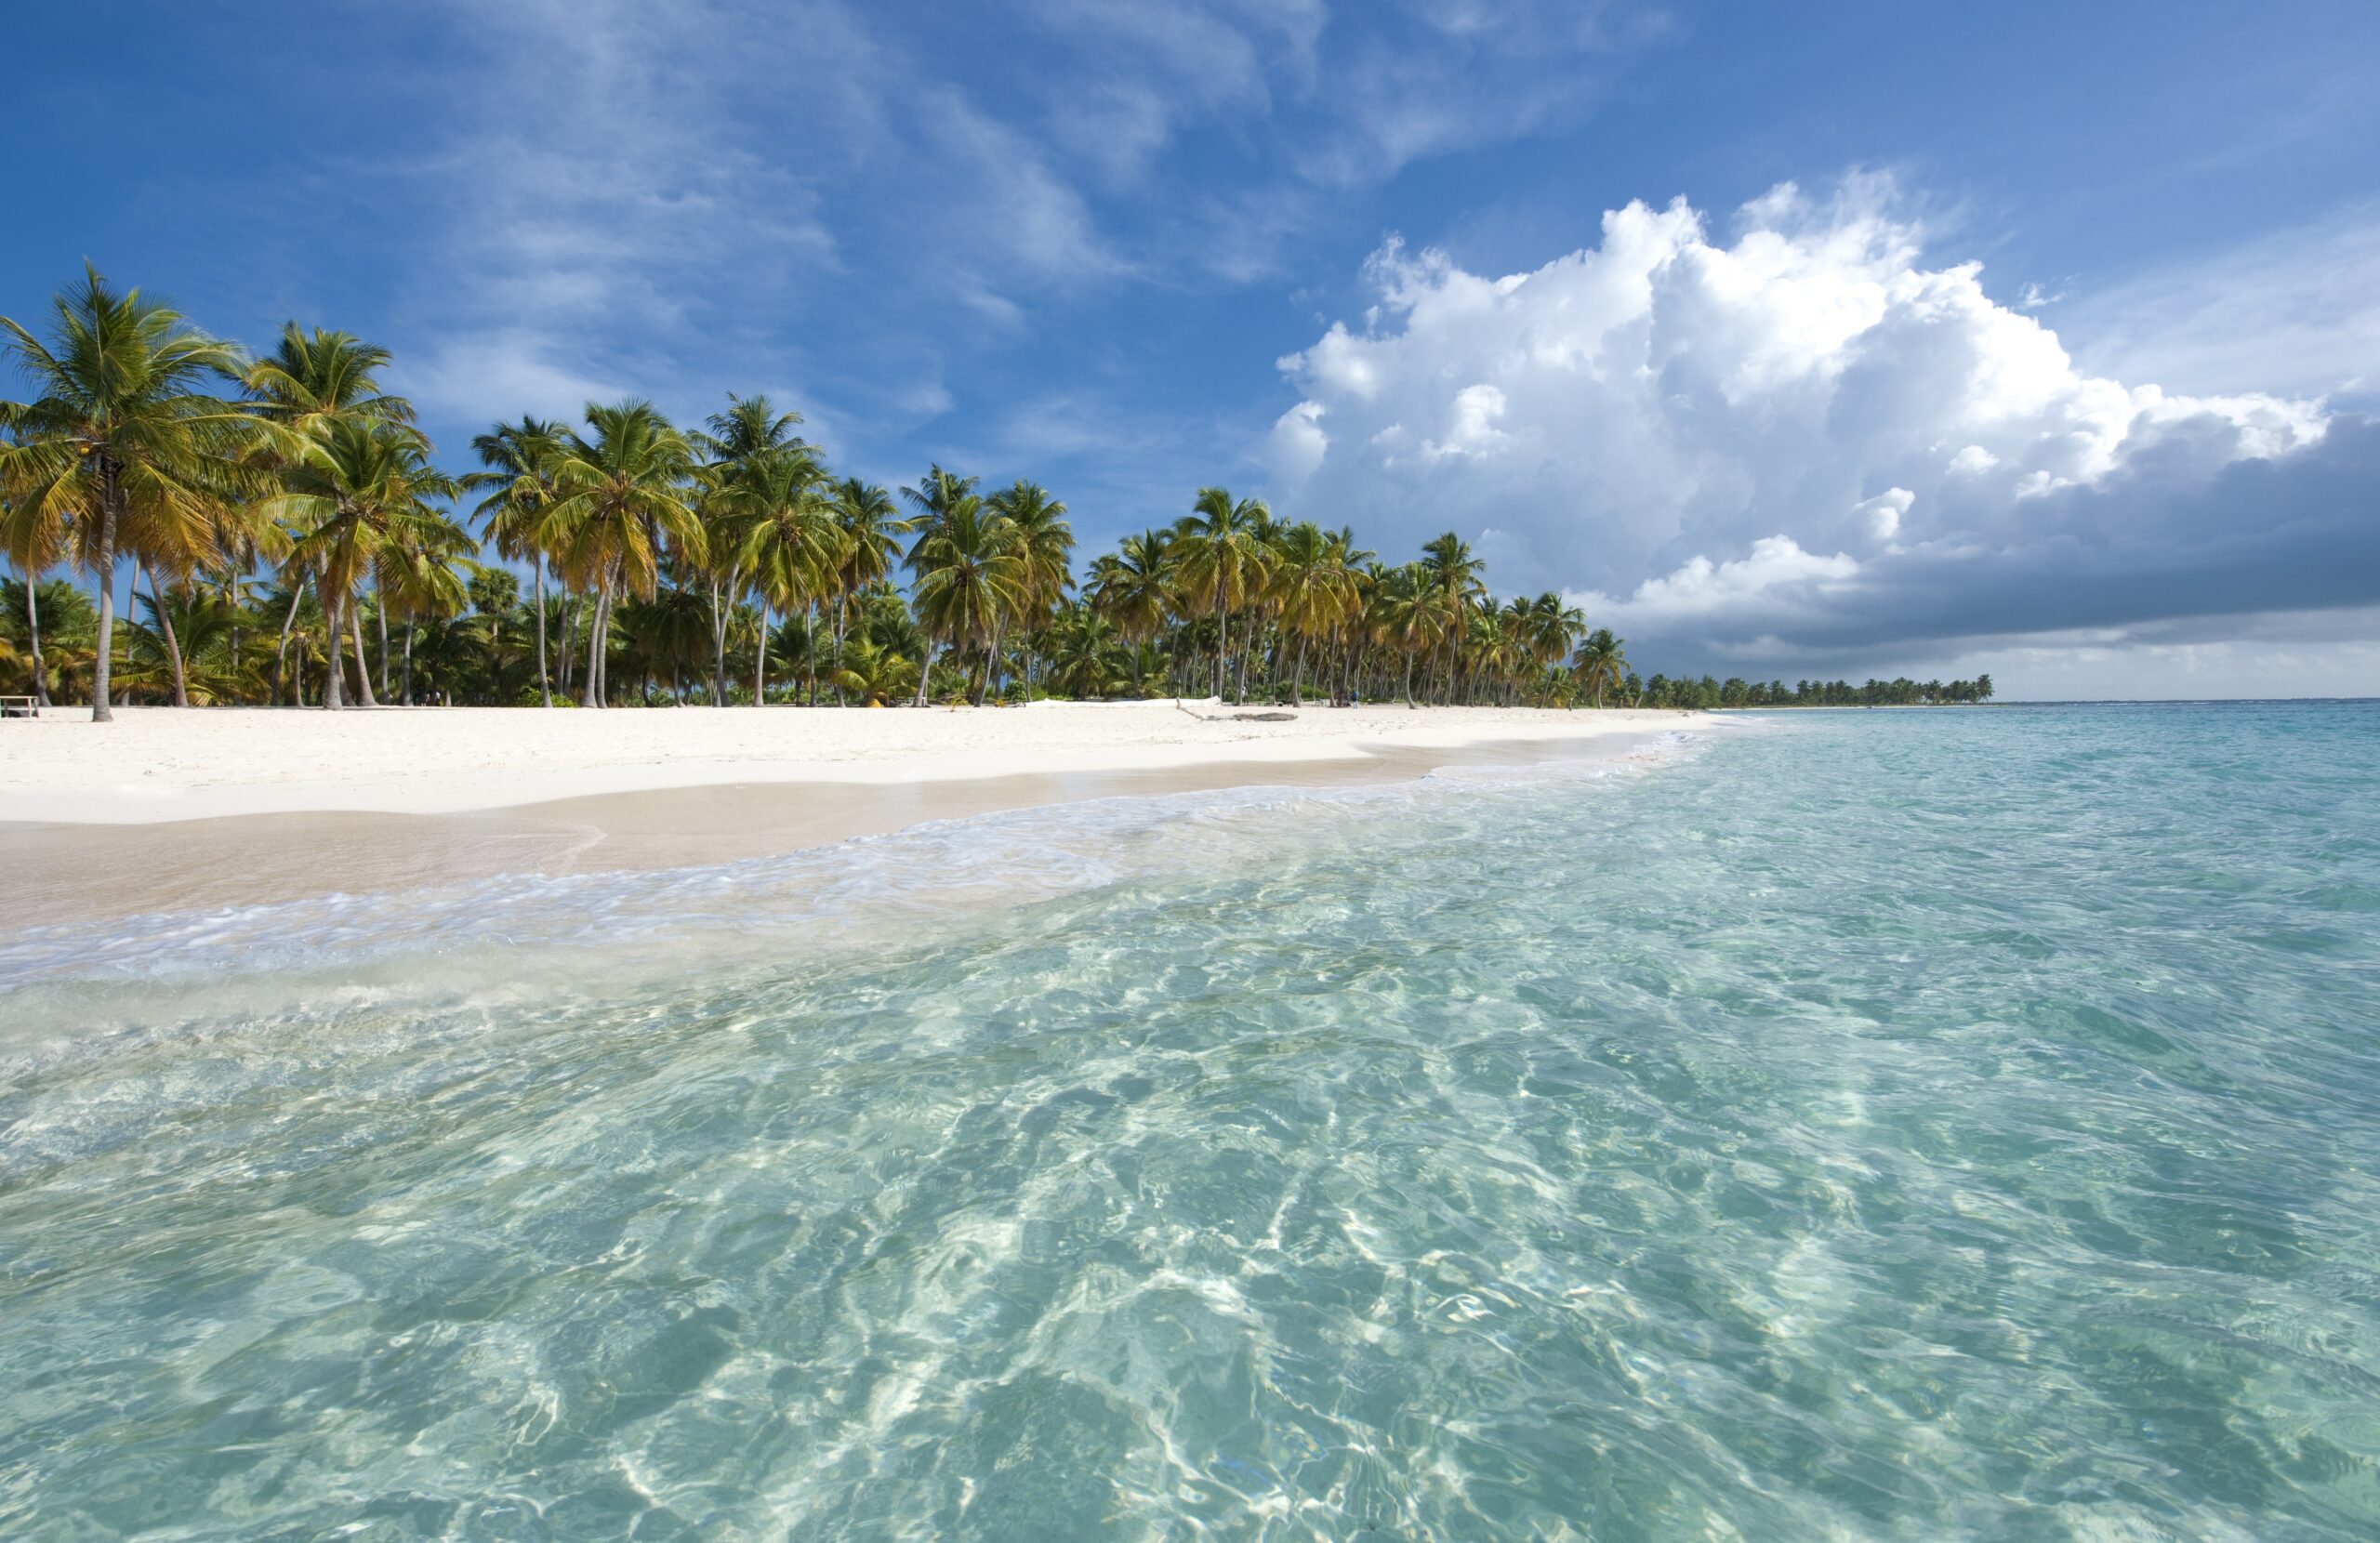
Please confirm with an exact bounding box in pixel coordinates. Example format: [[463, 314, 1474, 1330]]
[[3, 703, 2378, 1539]]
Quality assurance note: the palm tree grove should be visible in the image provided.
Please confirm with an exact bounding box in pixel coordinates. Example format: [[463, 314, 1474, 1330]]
[[1, 269, 1992, 719]]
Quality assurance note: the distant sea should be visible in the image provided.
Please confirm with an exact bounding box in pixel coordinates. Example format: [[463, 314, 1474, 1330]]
[[2, 702, 2375, 1539]]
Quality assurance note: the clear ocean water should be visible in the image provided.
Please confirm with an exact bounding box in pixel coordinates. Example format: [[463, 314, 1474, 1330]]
[[3, 702, 2377, 1540]]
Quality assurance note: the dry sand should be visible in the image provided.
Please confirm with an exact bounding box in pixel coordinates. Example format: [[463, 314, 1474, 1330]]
[[0, 701, 1691, 824], [0, 703, 1697, 927]]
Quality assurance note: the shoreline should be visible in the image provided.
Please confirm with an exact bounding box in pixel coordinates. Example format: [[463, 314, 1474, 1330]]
[[0, 706, 1700, 930], [0, 701, 1693, 824]]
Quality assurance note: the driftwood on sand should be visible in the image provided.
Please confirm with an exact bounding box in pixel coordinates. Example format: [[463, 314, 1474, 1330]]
[[1175, 703, 1299, 723]]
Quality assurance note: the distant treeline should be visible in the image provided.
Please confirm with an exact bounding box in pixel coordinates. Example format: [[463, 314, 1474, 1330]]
[[1640, 674, 1995, 709]]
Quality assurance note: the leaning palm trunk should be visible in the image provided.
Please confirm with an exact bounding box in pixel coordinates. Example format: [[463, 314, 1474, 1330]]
[[141, 563, 191, 707], [583, 581, 612, 707], [1290, 633, 1308, 706], [23, 576, 49, 707], [912, 640, 936, 706], [402, 624, 416, 704], [350, 608, 378, 706], [975, 616, 1004, 706]]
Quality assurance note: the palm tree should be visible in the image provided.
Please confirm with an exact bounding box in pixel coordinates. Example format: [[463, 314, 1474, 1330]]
[[272, 418, 458, 707], [826, 635, 919, 707], [908, 501, 1024, 706], [1369, 562, 1449, 706], [0, 470, 66, 707], [722, 443, 837, 705], [465, 417, 566, 706], [542, 402, 704, 707], [0, 267, 284, 718], [1087, 528, 1173, 695], [697, 395, 809, 703], [245, 325, 417, 443], [1419, 531, 1487, 705], [899, 467, 982, 705], [377, 512, 477, 704], [1171, 486, 1272, 702], [828, 479, 901, 703], [985, 480, 1072, 700], [1267, 520, 1361, 706], [1573, 626, 1627, 708]]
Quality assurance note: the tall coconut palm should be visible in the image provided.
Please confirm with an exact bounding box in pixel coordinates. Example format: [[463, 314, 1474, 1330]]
[[899, 468, 982, 705], [984, 480, 1072, 700], [722, 444, 837, 705], [377, 509, 477, 704], [465, 417, 566, 706], [908, 501, 1024, 706], [696, 395, 809, 703], [248, 324, 421, 706], [0, 463, 66, 706], [245, 325, 417, 443], [828, 478, 901, 702], [1369, 562, 1450, 706], [1419, 531, 1487, 706], [542, 402, 704, 707], [273, 418, 458, 707], [0, 267, 283, 718], [1267, 520, 1362, 706], [1087, 528, 1173, 695], [1171, 486, 1272, 702], [1573, 626, 1628, 708]]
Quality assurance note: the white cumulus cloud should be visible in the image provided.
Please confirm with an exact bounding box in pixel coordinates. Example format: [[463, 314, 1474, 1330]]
[[1264, 178, 2365, 667]]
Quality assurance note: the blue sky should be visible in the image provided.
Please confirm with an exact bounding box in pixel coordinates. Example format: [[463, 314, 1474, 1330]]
[[7, 1, 2379, 695]]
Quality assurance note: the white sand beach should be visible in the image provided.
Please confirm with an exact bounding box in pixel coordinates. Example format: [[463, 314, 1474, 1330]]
[[0, 701, 1692, 824]]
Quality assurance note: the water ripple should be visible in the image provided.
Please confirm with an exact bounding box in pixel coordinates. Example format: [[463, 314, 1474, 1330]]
[[1, 705, 2377, 1538]]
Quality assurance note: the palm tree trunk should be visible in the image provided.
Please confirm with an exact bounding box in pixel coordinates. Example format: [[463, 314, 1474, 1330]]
[[323, 592, 347, 709], [23, 574, 49, 707], [830, 600, 849, 706], [557, 591, 575, 695], [141, 562, 191, 708], [377, 599, 391, 701], [710, 575, 728, 706], [403, 624, 416, 704], [752, 604, 769, 705], [1290, 633, 1308, 706], [975, 615, 1004, 706], [806, 600, 819, 707], [1212, 596, 1227, 699], [584, 582, 611, 707], [535, 559, 552, 706], [1403, 649, 1416, 706], [913, 639, 936, 706], [350, 607, 378, 706], [87, 471, 120, 721]]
